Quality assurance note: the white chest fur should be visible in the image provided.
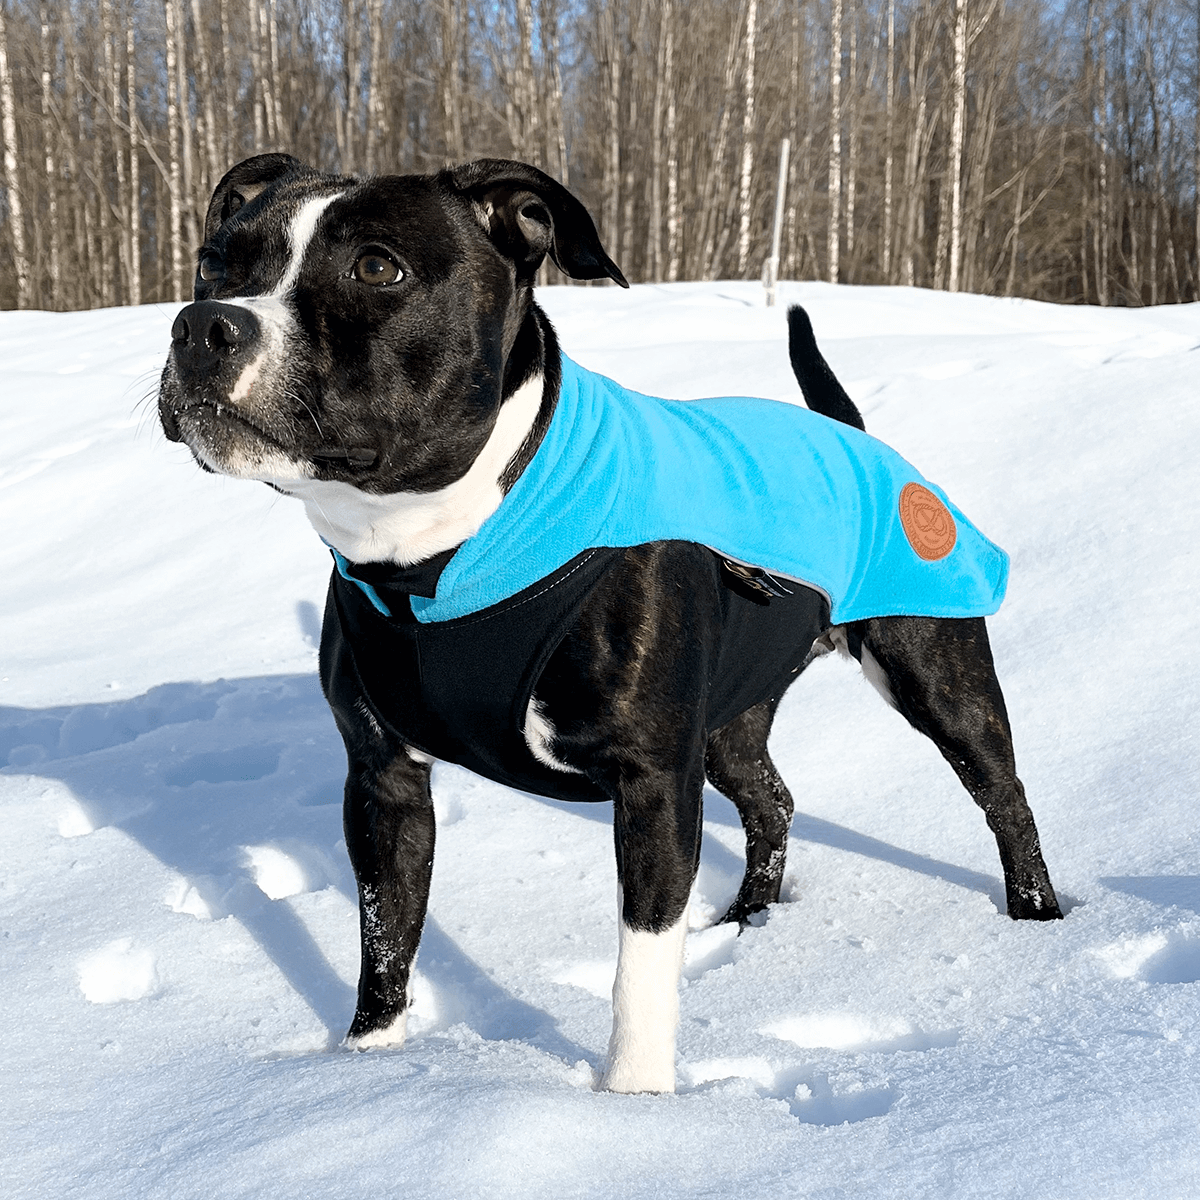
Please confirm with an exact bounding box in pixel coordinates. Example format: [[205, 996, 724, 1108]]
[[278, 372, 544, 565]]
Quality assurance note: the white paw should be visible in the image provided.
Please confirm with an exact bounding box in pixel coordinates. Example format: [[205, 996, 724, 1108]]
[[602, 913, 687, 1094], [600, 1054, 677, 1094]]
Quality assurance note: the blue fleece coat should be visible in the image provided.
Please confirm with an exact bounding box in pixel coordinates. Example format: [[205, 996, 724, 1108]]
[[352, 355, 1009, 626]]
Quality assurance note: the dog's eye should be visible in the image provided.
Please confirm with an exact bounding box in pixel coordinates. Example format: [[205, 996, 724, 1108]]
[[198, 253, 224, 282], [352, 251, 401, 287]]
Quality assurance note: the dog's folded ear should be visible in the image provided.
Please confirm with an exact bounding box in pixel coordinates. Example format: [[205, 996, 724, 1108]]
[[449, 159, 629, 287], [203, 153, 312, 241]]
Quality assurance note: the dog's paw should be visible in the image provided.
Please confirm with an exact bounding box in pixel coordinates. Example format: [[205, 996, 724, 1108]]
[[600, 1036, 678, 1094], [344, 1010, 408, 1051], [599, 1059, 677, 1095], [1006, 889, 1064, 921], [718, 901, 771, 930]]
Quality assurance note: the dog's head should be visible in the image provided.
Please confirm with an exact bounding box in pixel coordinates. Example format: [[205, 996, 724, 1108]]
[[158, 155, 625, 495]]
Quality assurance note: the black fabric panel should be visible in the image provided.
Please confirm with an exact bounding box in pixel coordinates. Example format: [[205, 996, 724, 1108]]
[[331, 548, 624, 802], [327, 544, 829, 805], [707, 558, 830, 729]]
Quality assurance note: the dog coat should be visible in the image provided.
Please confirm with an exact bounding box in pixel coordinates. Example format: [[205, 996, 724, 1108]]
[[326, 544, 829, 803], [324, 354, 1009, 801], [370, 355, 1007, 626]]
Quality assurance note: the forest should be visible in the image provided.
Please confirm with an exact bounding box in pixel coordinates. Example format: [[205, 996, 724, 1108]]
[[0, 0, 1198, 311]]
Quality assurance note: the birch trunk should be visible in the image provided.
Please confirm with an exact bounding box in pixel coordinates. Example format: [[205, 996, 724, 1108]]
[[267, 0, 283, 145], [249, 0, 265, 148], [365, 0, 386, 172], [784, 0, 799, 275], [63, 18, 87, 296], [1004, 167, 1025, 297], [220, 0, 234, 163], [845, 7, 857, 279], [698, 0, 746, 280], [127, 22, 141, 305], [0, 0, 29, 308], [619, 0, 641, 273], [343, 0, 363, 169], [828, 0, 842, 284], [883, 0, 895, 280], [164, 0, 186, 301], [736, 0, 757, 276], [540, 0, 568, 183], [601, 2, 621, 255], [258, 0, 278, 144], [39, 0, 61, 308], [189, 0, 220, 191], [441, 0, 464, 160], [648, 0, 669, 278], [102, 0, 129, 301], [946, 0, 969, 292], [90, 98, 114, 305], [174, 0, 197, 267], [664, 0, 679, 281], [799, 0, 819, 276], [1097, 24, 1108, 304]]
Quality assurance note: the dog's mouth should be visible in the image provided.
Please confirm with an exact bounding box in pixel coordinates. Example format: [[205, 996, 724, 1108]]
[[175, 398, 382, 478], [171, 398, 307, 478], [175, 397, 287, 451]]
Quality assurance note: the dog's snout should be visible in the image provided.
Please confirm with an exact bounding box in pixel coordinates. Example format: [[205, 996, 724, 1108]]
[[171, 301, 260, 376]]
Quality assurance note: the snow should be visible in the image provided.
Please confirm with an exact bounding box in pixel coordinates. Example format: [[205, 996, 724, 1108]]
[[2, 280, 1199, 1197]]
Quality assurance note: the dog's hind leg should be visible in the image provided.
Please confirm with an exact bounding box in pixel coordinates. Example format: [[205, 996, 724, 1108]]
[[846, 615, 1062, 921], [705, 698, 796, 927]]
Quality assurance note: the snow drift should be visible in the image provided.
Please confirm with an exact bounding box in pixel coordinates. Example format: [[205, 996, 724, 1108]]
[[2, 281, 1199, 1198]]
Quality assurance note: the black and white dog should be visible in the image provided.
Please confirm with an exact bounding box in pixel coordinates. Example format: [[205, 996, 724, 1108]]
[[159, 154, 1061, 1094]]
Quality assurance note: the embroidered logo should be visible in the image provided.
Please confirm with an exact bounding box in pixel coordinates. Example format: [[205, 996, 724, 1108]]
[[899, 482, 957, 561]]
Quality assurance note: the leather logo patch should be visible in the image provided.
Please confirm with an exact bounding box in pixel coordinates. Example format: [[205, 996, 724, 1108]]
[[899, 482, 957, 561]]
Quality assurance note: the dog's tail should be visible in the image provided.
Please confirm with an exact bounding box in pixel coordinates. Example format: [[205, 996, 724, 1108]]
[[787, 305, 865, 431]]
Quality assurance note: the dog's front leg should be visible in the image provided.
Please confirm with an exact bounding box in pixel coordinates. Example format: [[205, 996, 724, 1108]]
[[342, 745, 435, 1049], [600, 748, 705, 1094], [322, 595, 436, 1048], [532, 544, 720, 1092]]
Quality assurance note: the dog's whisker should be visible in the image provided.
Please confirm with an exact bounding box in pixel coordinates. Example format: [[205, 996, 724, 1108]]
[[289, 391, 324, 439]]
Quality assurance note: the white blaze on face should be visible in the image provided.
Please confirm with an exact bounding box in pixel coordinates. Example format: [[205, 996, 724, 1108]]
[[276, 193, 341, 298], [601, 903, 688, 1094], [199, 190, 345, 482]]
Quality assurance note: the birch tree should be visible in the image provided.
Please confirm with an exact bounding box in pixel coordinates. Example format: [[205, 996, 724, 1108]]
[[883, 0, 896, 280], [736, 0, 757, 276], [829, 0, 843, 283], [163, 0, 185, 301], [0, 0, 28, 308], [39, 0, 60, 307], [126, 21, 140, 305], [1, 0, 1199, 310]]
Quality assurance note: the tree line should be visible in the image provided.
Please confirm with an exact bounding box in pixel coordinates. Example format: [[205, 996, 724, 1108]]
[[0, 0, 1198, 311]]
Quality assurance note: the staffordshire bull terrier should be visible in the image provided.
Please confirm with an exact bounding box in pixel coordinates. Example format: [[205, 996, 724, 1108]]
[[160, 154, 1061, 1094]]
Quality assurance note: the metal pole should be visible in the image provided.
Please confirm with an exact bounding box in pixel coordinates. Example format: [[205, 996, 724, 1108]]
[[764, 137, 791, 307]]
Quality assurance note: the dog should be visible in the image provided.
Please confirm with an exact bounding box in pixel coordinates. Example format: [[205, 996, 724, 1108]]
[[159, 154, 1061, 1095]]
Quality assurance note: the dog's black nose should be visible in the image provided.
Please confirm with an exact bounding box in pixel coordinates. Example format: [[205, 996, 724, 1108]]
[[171, 301, 260, 377]]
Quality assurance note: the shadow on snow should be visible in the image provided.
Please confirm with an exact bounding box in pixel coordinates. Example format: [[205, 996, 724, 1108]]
[[1, 664, 1043, 1066]]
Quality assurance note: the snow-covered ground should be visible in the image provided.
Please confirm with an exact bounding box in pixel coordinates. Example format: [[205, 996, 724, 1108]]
[[3, 281, 1199, 1198]]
